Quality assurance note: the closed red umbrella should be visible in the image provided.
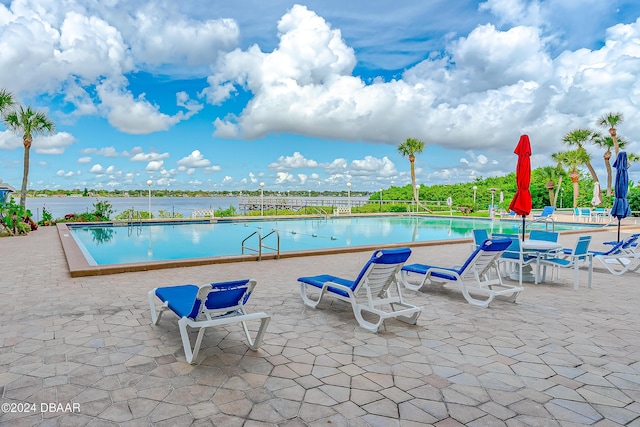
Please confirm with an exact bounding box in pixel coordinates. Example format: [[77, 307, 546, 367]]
[[508, 135, 532, 240]]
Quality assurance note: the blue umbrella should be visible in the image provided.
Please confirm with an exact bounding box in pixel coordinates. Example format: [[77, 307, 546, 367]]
[[611, 152, 631, 242]]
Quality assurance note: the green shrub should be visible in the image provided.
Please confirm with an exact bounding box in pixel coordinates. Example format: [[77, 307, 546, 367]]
[[0, 198, 34, 235], [215, 206, 237, 217]]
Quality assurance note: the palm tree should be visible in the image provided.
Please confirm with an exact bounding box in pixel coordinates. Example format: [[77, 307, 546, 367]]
[[551, 152, 567, 207], [597, 112, 624, 157], [397, 137, 430, 211], [555, 150, 589, 208], [3, 106, 56, 207], [0, 88, 15, 116], [591, 131, 628, 196], [538, 166, 560, 206], [562, 128, 599, 185]]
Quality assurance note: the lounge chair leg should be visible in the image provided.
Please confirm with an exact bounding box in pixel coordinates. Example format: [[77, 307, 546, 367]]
[[299, 283, 327, 308], [148, 290, 166, 325], [178, 318, 205, 364], [242, 316, 271, 350]]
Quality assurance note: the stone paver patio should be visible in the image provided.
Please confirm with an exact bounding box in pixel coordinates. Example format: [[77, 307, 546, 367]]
[[1, 225, 640, 426]]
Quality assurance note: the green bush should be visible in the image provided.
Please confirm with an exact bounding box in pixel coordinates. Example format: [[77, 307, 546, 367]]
[[114, 209, 151, 220], [57, 198, 115, 223], [0, 198, 34, 235], [215, 206, 237, 217], [38, 206, 53, 226]]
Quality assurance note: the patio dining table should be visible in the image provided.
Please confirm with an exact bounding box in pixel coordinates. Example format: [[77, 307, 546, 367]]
[[515, 239, 563, 283]]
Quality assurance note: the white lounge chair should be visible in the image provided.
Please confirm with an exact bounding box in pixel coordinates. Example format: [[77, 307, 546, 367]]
[[400, 238, 523, 308], [298, 247, 422, 332], [149, 279, 270, 364], [601, 233, 640, 255], [592, 234, 640, 275]]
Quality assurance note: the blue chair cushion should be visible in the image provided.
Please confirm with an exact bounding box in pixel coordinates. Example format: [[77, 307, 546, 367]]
[[155, 284, 200, 319], [402, 264, 460, 281], [298, 247, 411, 298], [155, 279, 251, 319], [297, 274, 355, 298], [403, 238, 512, 282]]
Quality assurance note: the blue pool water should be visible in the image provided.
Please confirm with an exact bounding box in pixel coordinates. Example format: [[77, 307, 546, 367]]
[[68, 216, 599, 266]]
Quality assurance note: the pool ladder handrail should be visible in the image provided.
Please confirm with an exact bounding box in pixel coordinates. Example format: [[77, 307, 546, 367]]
[[522, 216, 556, 233], [127, 210, 143, 236], [309, 206, 328, 220], [242, 229, 280, 260]]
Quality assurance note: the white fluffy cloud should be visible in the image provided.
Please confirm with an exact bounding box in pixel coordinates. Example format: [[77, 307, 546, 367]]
[[204, 4, 640, 166], [349, 156, 396, 177], [176, 150, 221, 174], [33, 132, 76, 155], [89, 164, 104, 173], [145, 160, 164, 171], [130, 151, 170, 162], [177, 150, 211, 168], [268, 151, 318, 170], [0, 1, 215, 134]]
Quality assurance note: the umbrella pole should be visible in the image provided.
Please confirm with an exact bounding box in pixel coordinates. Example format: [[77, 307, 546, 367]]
[[521, 216, 526, 241], [618, 219, 621, 243]]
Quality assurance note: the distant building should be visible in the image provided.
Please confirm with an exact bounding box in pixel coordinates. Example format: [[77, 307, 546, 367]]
[[0, 180, 16, 204]]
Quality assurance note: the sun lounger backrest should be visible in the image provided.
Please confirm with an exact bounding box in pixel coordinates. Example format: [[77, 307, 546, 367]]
[[602, 239, 626, 256], [187, 279, 254, 319], [622, 234, 639, 251], [351, 247, 411, 295], [456, 238, 511, 279]]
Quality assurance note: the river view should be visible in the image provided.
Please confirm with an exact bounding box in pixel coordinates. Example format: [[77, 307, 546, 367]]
[[24, 196, 369, 222]]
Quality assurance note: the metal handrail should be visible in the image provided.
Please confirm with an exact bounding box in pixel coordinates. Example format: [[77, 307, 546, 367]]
[[526, 216, 556, 232], [127, 210, 143, 236], [242, 231, 262, 258], [261, 230, 280, 260], [309, 206, 328, 219], [241, 229, 280, 260]]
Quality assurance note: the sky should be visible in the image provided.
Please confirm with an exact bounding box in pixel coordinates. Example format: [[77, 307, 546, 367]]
[[1, 0, 640, 193]]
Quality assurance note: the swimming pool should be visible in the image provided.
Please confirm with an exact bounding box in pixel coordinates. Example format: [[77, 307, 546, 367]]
[[64, 215, 599, 271]]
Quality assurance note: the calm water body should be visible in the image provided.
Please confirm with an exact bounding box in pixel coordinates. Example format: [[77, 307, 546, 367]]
[[67, 216, 598, 266], [25, 196, 367, 221]]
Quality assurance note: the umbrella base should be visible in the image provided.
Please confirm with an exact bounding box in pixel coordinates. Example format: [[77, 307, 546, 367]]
[[509, 265, 537, 283]]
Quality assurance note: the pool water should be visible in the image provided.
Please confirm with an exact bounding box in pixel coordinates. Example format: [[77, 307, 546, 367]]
[[68, 216, 598, 266]]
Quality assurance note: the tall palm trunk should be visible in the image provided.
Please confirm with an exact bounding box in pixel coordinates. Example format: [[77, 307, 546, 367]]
[[584, 159, 599, 185], [545, 182, 555, 206], [610, 128, 619, 157], [20, 137, 32, 207], [604, 150, 613, 196], [409, 155, 417, 202], [570, 171, 580, 208], [409, 155, 432, 213], [553, 176, 563, 207]]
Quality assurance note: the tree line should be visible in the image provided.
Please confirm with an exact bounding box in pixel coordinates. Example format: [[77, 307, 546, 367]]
[[396, 114, 637, 211]]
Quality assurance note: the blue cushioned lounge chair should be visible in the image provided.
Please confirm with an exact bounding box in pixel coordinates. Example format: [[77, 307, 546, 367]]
[[590, 234, 640, 275], [400, 239, 523, 308], [149, 279, 270, 364], [533, 206, 555, 219], [298, 248, 422, 332]]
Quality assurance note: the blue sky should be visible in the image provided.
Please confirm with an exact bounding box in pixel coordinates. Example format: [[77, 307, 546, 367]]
[[1, 0, 640, 192]]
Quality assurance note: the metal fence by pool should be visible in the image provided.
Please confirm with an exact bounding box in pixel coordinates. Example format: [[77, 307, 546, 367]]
[[58, 215, 603, 276]]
